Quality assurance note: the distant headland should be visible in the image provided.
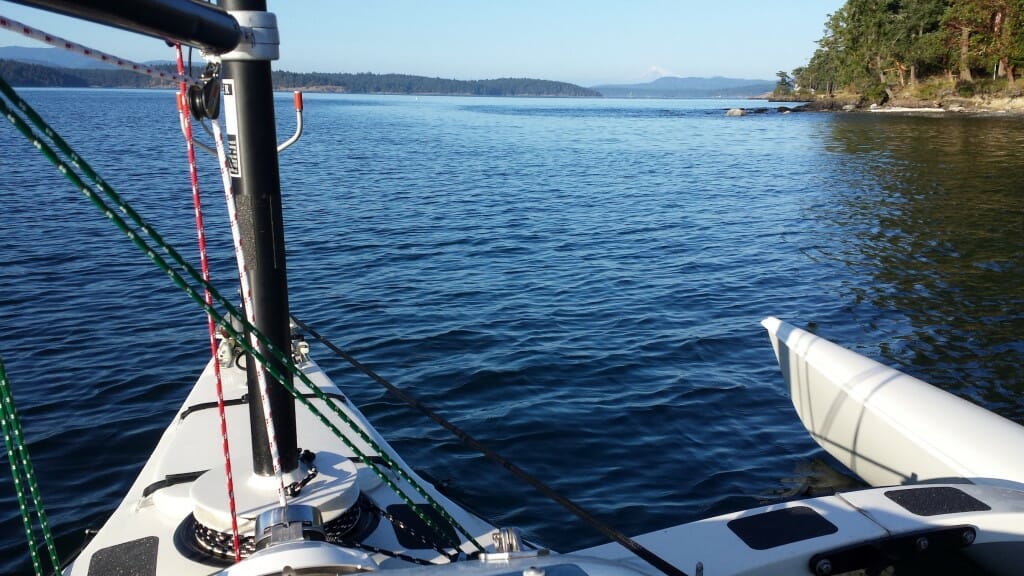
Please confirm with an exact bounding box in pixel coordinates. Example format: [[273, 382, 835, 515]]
[[0, 58, 599, 97], [1, 46, 779, 99]]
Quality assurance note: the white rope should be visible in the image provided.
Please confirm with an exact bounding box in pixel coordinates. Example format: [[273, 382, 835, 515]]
[[209, 116, 288, 508], [175, 43, 242, 560], [0, 14, 199, 85]]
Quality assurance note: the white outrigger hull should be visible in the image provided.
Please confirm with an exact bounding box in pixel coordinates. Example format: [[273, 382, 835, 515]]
[[580, 482, 1024, 576], [761, 316, 1024, 490], [575, 318, 1024, 575]]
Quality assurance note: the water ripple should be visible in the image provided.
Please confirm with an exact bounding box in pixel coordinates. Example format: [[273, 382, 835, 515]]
[[0, 92, 1020, 573]]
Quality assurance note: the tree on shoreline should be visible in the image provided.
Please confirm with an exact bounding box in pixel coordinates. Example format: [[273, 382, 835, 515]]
[[898, 0, 949, 85], [773, 70, 794, 95], [795, 0, 1024, 102], [986, 0, 1024, 86]]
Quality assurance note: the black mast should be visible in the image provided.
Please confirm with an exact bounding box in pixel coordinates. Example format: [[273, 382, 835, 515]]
[[11, 0, 299, 476], [218, 0, 298, 476]]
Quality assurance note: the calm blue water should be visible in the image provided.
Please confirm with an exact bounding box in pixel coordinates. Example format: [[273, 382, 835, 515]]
[[0, 91, 1022, 574]]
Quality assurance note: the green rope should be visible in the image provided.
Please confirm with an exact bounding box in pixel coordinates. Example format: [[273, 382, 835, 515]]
[[0, 85, 478, 555], [0, 357, 61, 576], [0, 78, 483, 553]]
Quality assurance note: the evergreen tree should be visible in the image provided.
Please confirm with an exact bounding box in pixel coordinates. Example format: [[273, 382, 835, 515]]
[[774, 70, 794, 95], [943, 0, 990, 80], [895, 0, 951, 85], [795, 0, 1024, 99]]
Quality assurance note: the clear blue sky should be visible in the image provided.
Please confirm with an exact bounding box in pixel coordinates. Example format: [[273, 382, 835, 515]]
[[0, 1, 845, 85]]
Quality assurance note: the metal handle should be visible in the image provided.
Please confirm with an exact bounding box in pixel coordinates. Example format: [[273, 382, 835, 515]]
[[277, 91, 304, 153]]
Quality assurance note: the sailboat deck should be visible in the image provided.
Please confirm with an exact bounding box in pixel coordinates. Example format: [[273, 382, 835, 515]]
[[66, 356, 499, 575]]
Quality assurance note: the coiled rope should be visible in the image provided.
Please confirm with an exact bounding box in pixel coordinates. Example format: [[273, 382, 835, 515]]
[[0, 357, 60, 576], [0, 75, 483, 556], [174, 44, 242, 562]]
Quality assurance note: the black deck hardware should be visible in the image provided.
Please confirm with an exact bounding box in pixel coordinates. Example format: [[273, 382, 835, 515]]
[[807, 525, 977, 576], [885, 486, 991, 516], [727, 506, 838, 550], [141, 471, 208, 498], [86, 536, 159, 576], [179, 392, 348, 421]]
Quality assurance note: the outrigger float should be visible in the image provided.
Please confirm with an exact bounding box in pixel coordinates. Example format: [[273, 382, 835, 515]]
[[2, 2, 1023, 576]]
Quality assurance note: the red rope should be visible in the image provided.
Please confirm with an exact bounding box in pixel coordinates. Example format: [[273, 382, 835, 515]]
[[175, 45, 241, 563]]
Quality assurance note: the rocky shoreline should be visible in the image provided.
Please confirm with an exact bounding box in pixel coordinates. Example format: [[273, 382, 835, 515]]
[[724, 95, 1024, 117], [794, 94, 1024, 115]]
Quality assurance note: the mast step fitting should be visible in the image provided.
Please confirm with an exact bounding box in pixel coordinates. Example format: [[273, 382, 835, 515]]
[[254, 504, 325, 550]]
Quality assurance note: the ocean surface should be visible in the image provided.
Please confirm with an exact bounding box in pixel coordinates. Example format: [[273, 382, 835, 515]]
[[0, 90, 1022, 574]]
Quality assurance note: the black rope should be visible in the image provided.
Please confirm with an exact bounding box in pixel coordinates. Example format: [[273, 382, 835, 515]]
[[376, 504, 460, 562], [291, 316, 689, 576]]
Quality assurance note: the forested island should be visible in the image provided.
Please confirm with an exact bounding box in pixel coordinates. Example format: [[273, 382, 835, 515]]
[[0, 60, 598, 97], [272, 71, 599, 97], [776, 0, 1024, 110]]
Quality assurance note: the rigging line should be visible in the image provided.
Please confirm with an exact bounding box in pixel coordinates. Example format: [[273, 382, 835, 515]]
[[203, 102, 475, 552], [0, 97, 460, 552], [235, 335, 477, 554], [0, 81, 481, 552], [0, 14, 199, 85], [291, 317, 691, 576], [208, 107, 289, 510], [0, 361, 42, 576], [0, 357, 61, 576], [0, 75, 229, 323], [175, 43, 241, 563], [1, 92, 288, 537]]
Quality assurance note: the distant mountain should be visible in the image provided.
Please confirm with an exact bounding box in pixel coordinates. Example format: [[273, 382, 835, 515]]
[[0, 46, 119, 69], [593, 76, 775, 98], [0, 59, 90, 87], [0, 46, 176, 69], [0, 59, 180, 88]]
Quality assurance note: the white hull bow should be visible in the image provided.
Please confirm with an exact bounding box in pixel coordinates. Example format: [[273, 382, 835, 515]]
[[761, 316, 1024, 490]]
